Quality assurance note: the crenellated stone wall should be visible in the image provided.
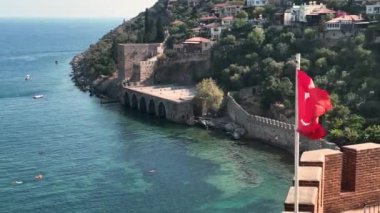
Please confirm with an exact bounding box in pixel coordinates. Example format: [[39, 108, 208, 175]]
[[226, 92, 331, 153], [283, 143, 380, 213]]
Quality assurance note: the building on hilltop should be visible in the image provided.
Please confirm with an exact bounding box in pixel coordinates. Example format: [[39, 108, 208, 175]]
[[286, 2, 335, 26], [174, 37, 213, 53], [213, 2, 244, 18], [221, 16, 234, 27], [325, 14, 366, 39], [188, 0, 202, 7], [366, 2, 380, 15], [200, 23, 223, 40], [246, 0, 268, 7], [283, 143, 380, 213], [199, 15, 219, 24], [117, 43, 164, 85]]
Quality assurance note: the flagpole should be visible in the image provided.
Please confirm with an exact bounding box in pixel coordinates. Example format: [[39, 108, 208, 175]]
[[294, 53, 301, 213]]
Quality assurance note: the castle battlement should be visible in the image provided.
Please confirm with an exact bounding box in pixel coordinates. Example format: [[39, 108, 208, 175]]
[[284, 143, 380, 213]]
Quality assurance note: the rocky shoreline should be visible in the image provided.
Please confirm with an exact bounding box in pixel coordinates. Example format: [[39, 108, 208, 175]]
[[70, 54, 120, 100]]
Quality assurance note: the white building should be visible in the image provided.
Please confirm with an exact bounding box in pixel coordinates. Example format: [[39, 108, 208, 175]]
[[246, 0, 267, 7], [366, 3, 380, 15], [221, 16, 234, 26], [188, 0, 201, 7], [286, 2, 334, 24], [325, 15, 364, 39], [201, 23, 223, 40]]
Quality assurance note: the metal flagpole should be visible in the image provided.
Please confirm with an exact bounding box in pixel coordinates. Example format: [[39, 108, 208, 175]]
[[294, 53, 301, 213]]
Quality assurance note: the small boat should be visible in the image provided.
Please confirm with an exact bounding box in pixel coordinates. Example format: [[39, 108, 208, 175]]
[[33, 95, 44, 99], [11, 180, 23, 185], [25, 75, 31, 81]]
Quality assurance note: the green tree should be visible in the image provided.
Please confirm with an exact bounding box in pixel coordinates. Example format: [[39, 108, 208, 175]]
[[248, 27, 265, 49], [236, 10, 248, 19], [195, 78, 224, 113], [362, 125, 380, 142]]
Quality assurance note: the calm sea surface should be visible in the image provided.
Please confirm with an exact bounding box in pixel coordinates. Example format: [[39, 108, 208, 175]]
[[0, 18, 293, 213]]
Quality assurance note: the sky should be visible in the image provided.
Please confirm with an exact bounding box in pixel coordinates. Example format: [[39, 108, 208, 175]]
[[0, 0, 157, 18]]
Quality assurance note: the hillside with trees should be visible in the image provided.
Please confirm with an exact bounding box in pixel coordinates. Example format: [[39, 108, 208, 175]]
[[73, 0, 380, 145], [71, 0, 170, 79], [211, 13, 380, 145]]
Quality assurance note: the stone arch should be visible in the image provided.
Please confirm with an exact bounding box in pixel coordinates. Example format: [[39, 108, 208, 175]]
[[139, 97, 147, 113], [148, 99, 156, 115], [158, 102, 166, 118], [124, 92, 130, 108], [131, 94, 138, 109]]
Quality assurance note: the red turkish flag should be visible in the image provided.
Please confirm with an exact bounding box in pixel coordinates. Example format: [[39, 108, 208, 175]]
[[297, 70, 332, 140]]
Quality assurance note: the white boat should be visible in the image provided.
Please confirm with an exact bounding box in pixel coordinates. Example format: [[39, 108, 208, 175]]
[[33, 95, 44, 99], [25, 75, 31, 80]]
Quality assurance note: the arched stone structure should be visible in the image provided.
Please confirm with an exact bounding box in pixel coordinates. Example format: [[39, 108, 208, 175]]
[[158, 102, 166, 118], [124, 92, 130, 108], [139, 97, 147, 113], [122, 87, 194, 123], [131, 94, 138, 109], [148, 100, 156, 115]]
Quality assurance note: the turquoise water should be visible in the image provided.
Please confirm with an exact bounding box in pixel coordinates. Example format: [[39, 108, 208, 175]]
[[0, 19, 293, 213]]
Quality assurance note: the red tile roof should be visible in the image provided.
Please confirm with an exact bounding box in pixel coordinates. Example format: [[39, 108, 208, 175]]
[[214, 3, 226, 8], [200, 15, 219, 21], [184, 37, 211, 43], [204, 23, 219, 29], [327, 15, 363, 23], [222, 16, 234, 20]]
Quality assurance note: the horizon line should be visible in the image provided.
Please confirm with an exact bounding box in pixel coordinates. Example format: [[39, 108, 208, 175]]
[[0, 16, 132, 19]]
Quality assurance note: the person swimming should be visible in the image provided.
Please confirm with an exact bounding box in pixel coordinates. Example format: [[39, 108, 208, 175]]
[[35, 174, 43, 181]]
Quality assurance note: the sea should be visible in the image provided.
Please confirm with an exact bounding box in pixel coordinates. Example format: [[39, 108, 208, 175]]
[[0, 18, 293, 213]]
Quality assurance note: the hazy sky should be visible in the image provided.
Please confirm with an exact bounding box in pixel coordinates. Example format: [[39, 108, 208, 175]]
[[0, 0, 157, 18]]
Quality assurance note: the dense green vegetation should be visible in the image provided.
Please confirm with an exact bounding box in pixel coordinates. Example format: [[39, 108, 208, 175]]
[[211, 14, 380, 145], [80, 0, 169, 76], [78, 0, 380, 145]]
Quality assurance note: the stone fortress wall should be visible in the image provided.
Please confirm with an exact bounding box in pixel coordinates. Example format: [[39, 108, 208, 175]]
[[117, 43, 164, 83], [226, 92, 335, 153]]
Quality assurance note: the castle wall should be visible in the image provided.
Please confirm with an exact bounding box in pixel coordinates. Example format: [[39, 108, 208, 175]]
[[284, 143, 380, 213], [139, 58, 158, 84], [155, 52, 212, 85], [323, 144, 380, 212], [226, 92, 324, 153], [117, 43, 163, 82]]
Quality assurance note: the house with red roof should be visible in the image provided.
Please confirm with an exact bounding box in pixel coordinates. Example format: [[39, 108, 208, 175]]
[[287, 2, 335, 25], [200, 23, 223, 40], [176, 37, 213, 53], [213, 2, 244, 18], [221, 16, 234, 26], [325, 14, 365, 39], [199, 15, 219, 24]]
